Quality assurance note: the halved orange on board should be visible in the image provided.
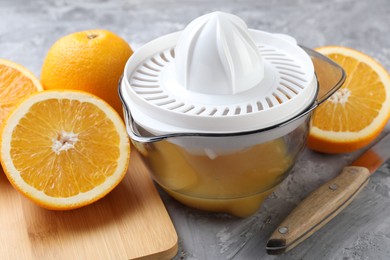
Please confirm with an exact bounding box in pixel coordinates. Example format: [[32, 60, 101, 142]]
[[308, 46, 390, 153], [0, 58, 43, 125], [0, 90, 130, 210]]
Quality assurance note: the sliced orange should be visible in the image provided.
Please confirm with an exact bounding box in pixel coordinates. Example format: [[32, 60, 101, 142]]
[[0, 58, 43, 125], [308, 46, 390, 153], [0, 90, 130, 210]]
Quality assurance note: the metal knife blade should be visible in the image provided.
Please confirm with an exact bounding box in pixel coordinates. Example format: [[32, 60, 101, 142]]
[[266, 132, 390, 255]]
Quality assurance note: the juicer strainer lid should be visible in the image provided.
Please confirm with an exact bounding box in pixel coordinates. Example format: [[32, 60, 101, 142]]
[[122, 12, 317, 134]]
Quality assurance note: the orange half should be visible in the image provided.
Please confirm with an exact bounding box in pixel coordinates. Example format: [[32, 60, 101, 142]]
[[0, 58, 43, 125], [0, 90, 130, 210], [308, 46, 390, 153]]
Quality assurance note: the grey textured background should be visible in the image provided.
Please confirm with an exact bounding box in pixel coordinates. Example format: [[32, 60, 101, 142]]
[[1, 0, 390, 259]]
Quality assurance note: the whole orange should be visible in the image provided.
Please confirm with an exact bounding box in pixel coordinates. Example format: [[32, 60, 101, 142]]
[[40, 29, 133, 116]]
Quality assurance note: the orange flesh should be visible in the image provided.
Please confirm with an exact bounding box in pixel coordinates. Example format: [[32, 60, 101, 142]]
[[0, 65, 38, 123], [10, 99, 121, 198], [312, 54, 386, 132]]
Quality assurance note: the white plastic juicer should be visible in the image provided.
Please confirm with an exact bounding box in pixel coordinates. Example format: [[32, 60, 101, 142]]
[[119, 12, 345, 217]]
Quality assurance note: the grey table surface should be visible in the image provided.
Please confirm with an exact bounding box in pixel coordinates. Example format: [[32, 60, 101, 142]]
[[1, 0, 390, 259]]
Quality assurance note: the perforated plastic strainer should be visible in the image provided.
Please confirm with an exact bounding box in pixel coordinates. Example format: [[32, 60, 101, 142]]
[[121, 12, 318, 139]]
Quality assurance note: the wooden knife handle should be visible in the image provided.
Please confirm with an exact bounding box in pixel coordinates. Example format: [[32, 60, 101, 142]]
[[266, 166, 370, 255]]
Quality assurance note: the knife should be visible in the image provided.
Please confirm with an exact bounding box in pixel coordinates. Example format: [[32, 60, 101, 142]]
[[266, 132, 390, 255]]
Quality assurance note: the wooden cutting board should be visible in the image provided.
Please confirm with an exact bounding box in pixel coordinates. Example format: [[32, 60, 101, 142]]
[[0, 149, 178, 260]]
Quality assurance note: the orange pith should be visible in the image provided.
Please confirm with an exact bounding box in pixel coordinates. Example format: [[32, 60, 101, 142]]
[[1, 90, 130, 210], [308, 46, 390, 154]]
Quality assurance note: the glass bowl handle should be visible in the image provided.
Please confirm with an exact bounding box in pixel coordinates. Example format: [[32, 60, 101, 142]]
[[300, 46, 346, 105]]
